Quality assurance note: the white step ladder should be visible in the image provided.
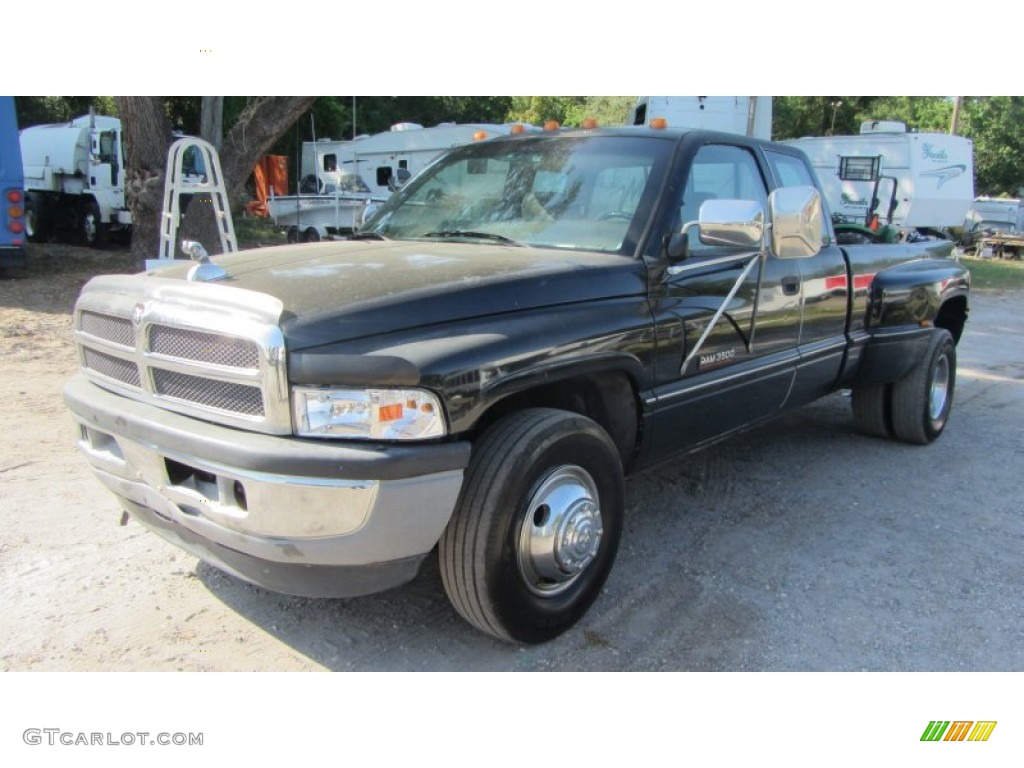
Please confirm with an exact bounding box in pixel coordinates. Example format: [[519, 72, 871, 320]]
[[149, 137, 238, 269]]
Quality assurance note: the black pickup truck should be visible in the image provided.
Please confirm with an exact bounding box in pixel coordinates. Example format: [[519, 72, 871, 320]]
[[65, 126, 969, 643]]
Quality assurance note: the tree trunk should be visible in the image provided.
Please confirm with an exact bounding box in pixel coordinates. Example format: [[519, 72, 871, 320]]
[[180, 96, 316, 256], [115, 97, 174, 271], [200, 96, 224, 150], [118, 96, 316, 266]]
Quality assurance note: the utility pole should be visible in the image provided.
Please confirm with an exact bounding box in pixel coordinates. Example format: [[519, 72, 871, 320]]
[[950, 96, 962, 135]]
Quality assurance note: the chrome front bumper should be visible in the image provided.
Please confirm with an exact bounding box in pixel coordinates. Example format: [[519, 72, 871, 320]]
[[64, 374, 469, 597]]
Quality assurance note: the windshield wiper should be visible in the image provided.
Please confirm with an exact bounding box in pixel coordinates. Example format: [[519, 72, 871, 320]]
[[420, 230, 528, 247], [349, 231, 388, 240]]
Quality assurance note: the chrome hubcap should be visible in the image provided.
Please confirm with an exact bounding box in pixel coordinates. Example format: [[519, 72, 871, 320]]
[[517, 465, 603, 597], [83, 213, 97, 242], [929, 355, 950, 421]]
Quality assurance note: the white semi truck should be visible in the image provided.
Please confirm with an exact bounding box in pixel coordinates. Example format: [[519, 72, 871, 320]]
[[19, 113, 131, 246]]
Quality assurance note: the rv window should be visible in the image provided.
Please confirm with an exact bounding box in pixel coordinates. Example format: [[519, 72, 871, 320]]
[[376, 166, 392, 187], [839, 156, 879, 182], [324, 154, 338, 172], [399, 160, 408, 170]]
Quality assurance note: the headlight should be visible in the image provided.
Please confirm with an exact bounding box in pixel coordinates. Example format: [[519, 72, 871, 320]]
[[293, 387, 446, 440]]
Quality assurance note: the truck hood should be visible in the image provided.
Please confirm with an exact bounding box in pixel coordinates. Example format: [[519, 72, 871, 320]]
[[148, 240, 648, 350]]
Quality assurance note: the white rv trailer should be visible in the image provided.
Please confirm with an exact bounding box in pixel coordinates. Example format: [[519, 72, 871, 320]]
[[784, 121, 975, 231], [300, 122, 536, 198], [270, 122, 535, 241], [630, 97, 773, 140]]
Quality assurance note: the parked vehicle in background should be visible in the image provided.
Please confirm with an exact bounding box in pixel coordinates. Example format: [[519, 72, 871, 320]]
[[960, 197, 1024, 256], [785, 121, 974, 244], [65, 124, 969, 644], [19, 112, 131, 246], [0, 96, 26, 269], [268, 122, 536, 242], [630, 96, 772, 140]]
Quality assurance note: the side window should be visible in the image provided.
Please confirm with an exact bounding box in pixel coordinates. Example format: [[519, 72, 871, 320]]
[[765, 150, 831, 245], [98, 131, 117, 164], [679, 144, 769, 255]]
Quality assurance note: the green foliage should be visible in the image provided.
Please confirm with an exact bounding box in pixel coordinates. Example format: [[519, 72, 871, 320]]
[[962, 255, 1024, 291], [505, 97, 588, 127], [14, 96, 119, 127], [959, 97, 1024, 196], [235, 214, 288, 249], [862, 96, 952, 132], [581, 96, 635, 126], [773, 96, 880, 139]]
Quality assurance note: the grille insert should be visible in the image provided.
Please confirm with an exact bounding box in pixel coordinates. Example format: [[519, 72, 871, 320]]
[[152, 369, 264, 417], [149, 325, 260, 369], [80, 311, 134, 347], [83, 348, 141, 387]]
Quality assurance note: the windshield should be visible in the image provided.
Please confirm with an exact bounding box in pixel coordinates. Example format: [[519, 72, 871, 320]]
[[977, 220, 1015, 232], [362, 134, 673, 254]]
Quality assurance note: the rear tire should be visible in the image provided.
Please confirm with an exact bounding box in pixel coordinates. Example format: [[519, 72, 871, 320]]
[[852, 383, 891, 438], [890, 329, 956, 444], [24, 197, 51, 243], [439, 408, 624, 644]]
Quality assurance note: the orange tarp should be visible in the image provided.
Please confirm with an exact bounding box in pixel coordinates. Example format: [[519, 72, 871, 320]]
[[246, 155, 289, 218]]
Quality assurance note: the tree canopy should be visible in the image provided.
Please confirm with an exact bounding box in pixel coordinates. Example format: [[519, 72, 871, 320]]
[[14, 95, 1024, 210]]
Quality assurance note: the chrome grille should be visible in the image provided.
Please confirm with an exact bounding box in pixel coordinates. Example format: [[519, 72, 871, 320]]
[[149, 325, 260, 369], [83, 348, 141, 387], [80, 311, 134, 347], [72, 276, 288, 434], [152, 369, 265, 416]]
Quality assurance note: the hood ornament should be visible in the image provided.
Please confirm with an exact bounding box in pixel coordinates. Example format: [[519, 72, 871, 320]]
[[183, 240, 229, 282]]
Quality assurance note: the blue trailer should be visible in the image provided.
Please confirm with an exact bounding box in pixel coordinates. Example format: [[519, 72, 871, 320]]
[[1, 96, 26, 268]]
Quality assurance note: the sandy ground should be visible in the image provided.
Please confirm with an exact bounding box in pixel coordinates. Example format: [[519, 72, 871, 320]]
[[1, 243, 1021, 671]]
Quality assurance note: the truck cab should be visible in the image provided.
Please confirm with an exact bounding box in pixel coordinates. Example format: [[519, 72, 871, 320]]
[[20, 113, 131, 246]]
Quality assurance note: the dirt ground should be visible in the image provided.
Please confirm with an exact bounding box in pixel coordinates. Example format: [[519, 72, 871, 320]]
[[1, 243, 1022, 671]]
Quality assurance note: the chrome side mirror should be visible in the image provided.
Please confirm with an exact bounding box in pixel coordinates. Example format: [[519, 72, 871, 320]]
[[769, 186, 823, 259], [697, 199, 765, 249]]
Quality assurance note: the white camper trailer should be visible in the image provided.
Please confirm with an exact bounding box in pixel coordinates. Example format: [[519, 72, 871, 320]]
[[785, 121, 975, 235], [630, 97, 772, 140], [269, 122, 534, 241]]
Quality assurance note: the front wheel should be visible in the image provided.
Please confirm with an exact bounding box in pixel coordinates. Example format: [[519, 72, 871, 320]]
[[79, 201, 108, 248], [439, 409, 624, 644], [890, 329, 956, 444]]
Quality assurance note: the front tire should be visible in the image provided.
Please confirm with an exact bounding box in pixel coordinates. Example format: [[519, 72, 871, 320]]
[[439, 409, 624, 644], [890, 329, 956, 444], [80, 200, 108, 248]]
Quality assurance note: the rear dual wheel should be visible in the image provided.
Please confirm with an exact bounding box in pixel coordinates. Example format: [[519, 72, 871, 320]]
[[440, 409, 624, 644], [852, 329, 956, 445]]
